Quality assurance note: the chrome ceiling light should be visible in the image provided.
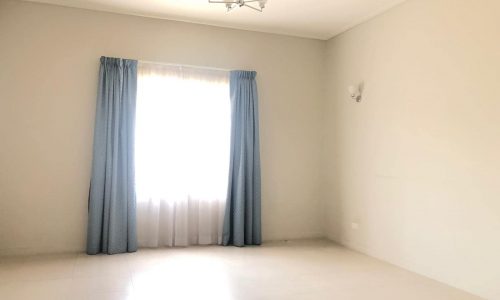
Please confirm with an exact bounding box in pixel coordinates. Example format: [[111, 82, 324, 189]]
[[209, 0, 268, 12]]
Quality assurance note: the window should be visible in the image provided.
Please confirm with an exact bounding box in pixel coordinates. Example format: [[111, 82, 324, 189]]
[[135, 62, 230, 247]]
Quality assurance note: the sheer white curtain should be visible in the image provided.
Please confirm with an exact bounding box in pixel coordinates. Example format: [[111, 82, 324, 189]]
[[135, 62, 230, 247]]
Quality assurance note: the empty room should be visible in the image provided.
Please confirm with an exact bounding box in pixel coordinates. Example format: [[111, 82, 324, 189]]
[[0, 0, 499, 299]]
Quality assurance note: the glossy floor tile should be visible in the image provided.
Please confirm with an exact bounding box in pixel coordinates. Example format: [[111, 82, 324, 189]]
[[0, 240, 481, 300]]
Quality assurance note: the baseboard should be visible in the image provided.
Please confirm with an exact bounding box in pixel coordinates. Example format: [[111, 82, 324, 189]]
[[0, 246, 84, 257]]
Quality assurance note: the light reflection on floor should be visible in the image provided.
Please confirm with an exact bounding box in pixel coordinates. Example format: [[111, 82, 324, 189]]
[[131, 254, 232, 300]]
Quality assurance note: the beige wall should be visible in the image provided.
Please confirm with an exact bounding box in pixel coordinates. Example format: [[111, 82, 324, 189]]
[[324, 0, 500, 299], [0, 0, 326, 255]]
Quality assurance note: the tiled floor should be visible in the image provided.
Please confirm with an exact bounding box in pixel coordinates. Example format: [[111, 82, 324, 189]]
[[0, 240, 480, 300]]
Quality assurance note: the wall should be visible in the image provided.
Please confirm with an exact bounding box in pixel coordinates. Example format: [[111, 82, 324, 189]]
[[324, 0, 500, 299], [0, 0, 326, 255]]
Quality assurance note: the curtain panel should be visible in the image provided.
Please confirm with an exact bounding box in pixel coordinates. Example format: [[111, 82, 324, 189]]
[[135, 62, 230, 247], [87, 57, 138, 255], [222, 70, 262, 246]]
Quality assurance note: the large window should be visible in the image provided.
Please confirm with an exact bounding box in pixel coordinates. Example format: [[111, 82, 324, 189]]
[[135, 62, 230, 247]]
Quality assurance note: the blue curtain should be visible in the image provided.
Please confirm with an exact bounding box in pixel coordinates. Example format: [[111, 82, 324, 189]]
[[87, 57, 138, 255], [222, 71, 262, 246]]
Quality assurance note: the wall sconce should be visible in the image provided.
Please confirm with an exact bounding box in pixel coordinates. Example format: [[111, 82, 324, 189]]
[[348, 84, 363, 102]]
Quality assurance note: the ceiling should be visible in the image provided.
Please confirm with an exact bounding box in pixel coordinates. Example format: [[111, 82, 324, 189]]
[[25, 0, 407, 40]]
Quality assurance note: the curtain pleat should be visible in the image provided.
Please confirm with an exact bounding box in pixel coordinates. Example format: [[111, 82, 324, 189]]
[[87, 56, 138, 255], [223, 70, 262, 246]]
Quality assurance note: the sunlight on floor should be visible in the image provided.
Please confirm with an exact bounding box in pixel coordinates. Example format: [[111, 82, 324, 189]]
[[132, 255, 232, 300]]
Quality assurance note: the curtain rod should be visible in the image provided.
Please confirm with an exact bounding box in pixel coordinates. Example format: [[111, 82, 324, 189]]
[[139, 60, 231, 72]]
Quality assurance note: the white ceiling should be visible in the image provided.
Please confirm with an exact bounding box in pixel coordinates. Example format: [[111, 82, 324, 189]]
[[25, 0, 407, 40]]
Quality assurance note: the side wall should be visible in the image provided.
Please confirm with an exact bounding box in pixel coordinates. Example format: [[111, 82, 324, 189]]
[[0, 0, 326, 255], [324, 0, 500, 299]]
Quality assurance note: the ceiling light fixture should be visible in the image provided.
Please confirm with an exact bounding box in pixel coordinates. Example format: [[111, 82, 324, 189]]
[[209, 0, 268, 12]]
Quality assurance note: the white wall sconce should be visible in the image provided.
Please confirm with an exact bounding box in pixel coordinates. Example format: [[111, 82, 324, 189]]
[[348, 84, 363, 102]]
